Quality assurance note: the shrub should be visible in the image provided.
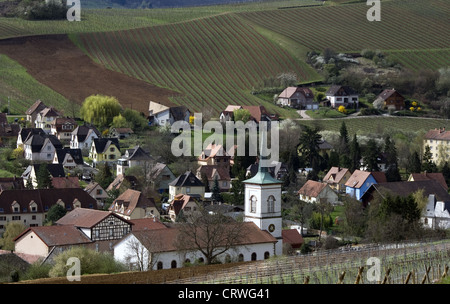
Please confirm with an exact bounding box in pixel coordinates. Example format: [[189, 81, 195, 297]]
[[23, 262, 52, 281], [48, 247, 125, 278]]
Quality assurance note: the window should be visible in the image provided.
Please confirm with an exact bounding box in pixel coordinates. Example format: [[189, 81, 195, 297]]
[[12, 216, 21, 221], [251, 252, 257, 261], [250, 196, 257, 213], [157, 262, 163, 270], [264, 252, 270, 259], [186, 187, 191, 193], [97, 189, 103, 195], [267, 195, 275, 213], [171, 260, 177, 268]]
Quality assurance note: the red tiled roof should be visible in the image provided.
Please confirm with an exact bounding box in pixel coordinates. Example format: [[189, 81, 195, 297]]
[[56, 208, 131, 228], [424, 128, 450, 141], [130, 217, 167, 231], [409, 172, 448, 190], [323, 167, 349, 184], [298, 180, 327, 197], [14, 225, 92, 246], [282, 229, 304, 248]]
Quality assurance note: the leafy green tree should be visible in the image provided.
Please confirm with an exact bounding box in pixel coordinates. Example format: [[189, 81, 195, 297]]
[[122, 108, 149, 131], [384, 135, 401, 182], [422, 145, 437, 173], [211, 176, 222, 203], [362, 139, 380, 171], [349, 134, 361, 172], [0, 222, 25, 251], [49, 247, 125, 277], [233, 109, 251, 123], [44, 204, 67, 225], [36, 163, 53, 189], [407, 151, 422, 174], [297, 125, 322, 171], [111, 114, 129, 128], [80, 95, 122, 127], [94, 163, 114, 190]]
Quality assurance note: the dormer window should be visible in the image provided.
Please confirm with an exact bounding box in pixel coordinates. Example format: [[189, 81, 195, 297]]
[[12, 201, 20, 213]]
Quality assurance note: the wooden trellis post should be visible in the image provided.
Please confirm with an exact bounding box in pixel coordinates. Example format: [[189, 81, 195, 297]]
[[355, 266, 364, 284]]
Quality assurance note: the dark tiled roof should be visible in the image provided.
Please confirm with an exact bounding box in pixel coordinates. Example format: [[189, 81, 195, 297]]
[[14, 225, 92, 246], [25, 100, 47, 115], [0, 188, 97, 215], [92, 138, 120, 153], [56, 207, 132, 228], [169, 171, 204, 187], [54, 148, 84, 165]]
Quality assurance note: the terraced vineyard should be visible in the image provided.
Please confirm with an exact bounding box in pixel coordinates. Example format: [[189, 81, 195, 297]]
[[74, 13, 321, 113]]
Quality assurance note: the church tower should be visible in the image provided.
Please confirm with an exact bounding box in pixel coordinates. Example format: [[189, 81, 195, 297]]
[[243, 158, 283, 256]]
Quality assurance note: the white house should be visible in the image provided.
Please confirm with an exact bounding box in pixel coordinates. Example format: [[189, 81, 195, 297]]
[[35, 107, 62, 133], [422, 194, 450, 230], [325, 85, 359, 108], [113, 221, 277, 270], [70, 125, 100, 150], [277, 87, 317, 110], [297, 180, 339, 205], [148, 101, 190, 127], [23, 133, 62, 162]]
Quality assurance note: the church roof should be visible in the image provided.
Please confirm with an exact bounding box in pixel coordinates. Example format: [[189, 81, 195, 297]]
[[243, 166, 281, 185]]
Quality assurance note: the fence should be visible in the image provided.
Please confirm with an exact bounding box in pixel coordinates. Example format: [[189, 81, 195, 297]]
[[167, 239, 450, 284]]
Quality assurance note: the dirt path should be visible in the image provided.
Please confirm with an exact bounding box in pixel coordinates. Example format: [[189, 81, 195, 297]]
[[0, 34, 178, 114]]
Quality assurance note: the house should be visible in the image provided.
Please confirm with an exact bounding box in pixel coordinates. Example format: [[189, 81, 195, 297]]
[[148, 101, 190, 127], [281, 229, 304, 250], [51, 176, 80, 189], [323, 167, 352, 193], [148, 163, 176, 193], [0, 177, 25, 191], [168, 171, 205, 202], [277, 87, 317, 109], [89, 138, 121, 167], [25, 100, 47, 123], [408, 172, 448, 191], [16, 127, 46, 149], [21, 163, 65, 189], [374, 89, 405, 111], [298, 180, 339, 205], [49, 117, 78, 141], [198, 143, 232, 170], [14, 208, 133, 260], [107, 174, 139, 193], [70, 125, 101, 150], [0, 113, 20, 146], [53, 147, 84, 169], [196, 165, 231, 192], [423, 128, 450, 165], [34, 107, 62, 133], [361, 180, 450, 207], [113, 221, 277, 270], [116, 146, 153, 176], [345, 170, 386, 201], [422, 195, 450, 230], [219, 105, 278, 124], [0, 188, 97, 233], [109, 127, 134, 139], [168, 194, 200, 222], [23, 133, 62, 162], [110, 189, 160, 220], [84, 182, 108, 209], [325, 85, 359, 109]]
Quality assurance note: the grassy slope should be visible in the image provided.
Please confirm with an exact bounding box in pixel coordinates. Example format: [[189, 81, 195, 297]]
[[0, 0, 448, 118], [0, 54, 77, 116]]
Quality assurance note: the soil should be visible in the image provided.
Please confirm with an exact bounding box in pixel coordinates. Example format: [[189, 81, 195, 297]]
[[0, 34, 178, 114]]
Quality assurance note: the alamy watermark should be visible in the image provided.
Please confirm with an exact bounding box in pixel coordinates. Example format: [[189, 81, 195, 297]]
[[66, 257, 81, 281], [366, 257, 381, 282], [67, 0, 81, 22], [367, 0, 381, 22]]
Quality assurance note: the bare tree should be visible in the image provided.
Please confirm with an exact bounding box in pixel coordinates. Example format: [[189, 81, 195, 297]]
[[125, 230, 164, 271], [175, 204, 245, 265]]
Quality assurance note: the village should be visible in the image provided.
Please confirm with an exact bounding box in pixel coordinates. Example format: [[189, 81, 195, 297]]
[[0, 82, 449, 282]]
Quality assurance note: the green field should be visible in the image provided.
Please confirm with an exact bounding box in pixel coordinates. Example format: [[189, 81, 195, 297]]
[[0, 0, 449, 119], [297, 116, 450, 137], [0, 54, 76, 115], [73, 12, 320, 114]]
